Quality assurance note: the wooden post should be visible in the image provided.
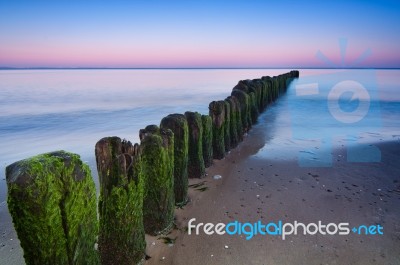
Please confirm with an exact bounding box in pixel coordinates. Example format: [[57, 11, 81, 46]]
[[160, 114, 189, 205], [226, 96, 239, 148], [201, 114, 213, 168], [249, 91, 259, 124], [184, 111, 205, 178], [95, 137, 145, 264], [140, 125, 175, 235], [224, 100, 231, 152], [6, 151, 99, 265], [231, 89, 251, 133], [209, 101, 226, 159]]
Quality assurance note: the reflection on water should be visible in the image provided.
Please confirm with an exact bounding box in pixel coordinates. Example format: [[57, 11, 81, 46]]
[[255, 69, 400, 166]]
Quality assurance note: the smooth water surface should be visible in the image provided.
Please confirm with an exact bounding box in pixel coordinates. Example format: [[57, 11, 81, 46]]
[[0, 69, 298, 200]]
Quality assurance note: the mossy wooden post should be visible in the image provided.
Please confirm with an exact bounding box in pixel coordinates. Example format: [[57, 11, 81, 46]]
[[184, 111, 205, 178], [6, 151, 99, 265], [140, 125, 175, 235], [280, 74, 286, 94], [282, 73, 289, 93], [226, 96, 239, 148], [262, 77, 273, 104], [223, 100, 231, 152], [201, 114, 213, 168], [268, 78, 274, 103], [209, 101, 225, 159], [160, 114, 189, 205], [249, 92, 259, 124], [272, 77, 279, 101], [95, 137, 145, 265], [271, 77, 276, 102], [276, 76, 282, 98], [275, 76, 282, 97], [259, 79, 266, 109], [231, 89, 251, 133], [252, 80, 263, 112], [279, 75, 283, 94], [233, 80, 249, 94], [280, 75, 286, 95], [261, 78, 269, 108], [230, 95, 243, 142], [256, 80, 263, 111]]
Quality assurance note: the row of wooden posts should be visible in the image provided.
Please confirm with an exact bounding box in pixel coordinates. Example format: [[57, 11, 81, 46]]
[[6, 71, 299, 265]]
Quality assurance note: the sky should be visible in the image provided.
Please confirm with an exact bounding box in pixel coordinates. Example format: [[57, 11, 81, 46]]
[[0, 0, 399, 68]]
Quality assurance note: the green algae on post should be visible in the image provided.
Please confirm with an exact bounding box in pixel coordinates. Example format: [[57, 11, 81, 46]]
[[209, 100, 225, 160], [224, 100, 231, 152], [95, 137, 145, 265], [184, 111, 205, 178], [250, 79, 263, 112], [140, 125, 175, 235], [261, 76, 273, 105], [231, 89, 251, 133], [6, 151, 99, 265], [259, 78, 269, 109], [226, 96, 239, 148], [160, 114, 189, 205], [231, 95, 244, 142], [249, 92, 259, 124], [201, 114, 213, 168]]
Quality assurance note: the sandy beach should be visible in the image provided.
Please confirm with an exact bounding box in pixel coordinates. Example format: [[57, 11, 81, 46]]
[[144, 111, 400, 265]]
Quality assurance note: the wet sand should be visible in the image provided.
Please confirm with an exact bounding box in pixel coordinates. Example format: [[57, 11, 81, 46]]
[[145, 121, 400, 264], [0, 197, 23, 264]]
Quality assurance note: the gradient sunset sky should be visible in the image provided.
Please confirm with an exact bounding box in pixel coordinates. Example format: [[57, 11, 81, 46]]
[[0, 0, 399, 68]]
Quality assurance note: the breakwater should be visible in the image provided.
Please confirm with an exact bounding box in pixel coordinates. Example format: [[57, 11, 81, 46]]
[[6, 70, 299, 265]]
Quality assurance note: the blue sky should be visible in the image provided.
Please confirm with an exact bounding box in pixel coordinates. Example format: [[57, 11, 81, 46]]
[[0, 0, 399, 68]]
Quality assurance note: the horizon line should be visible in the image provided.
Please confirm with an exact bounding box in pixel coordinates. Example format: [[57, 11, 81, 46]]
[[1, 67, 399, 70]]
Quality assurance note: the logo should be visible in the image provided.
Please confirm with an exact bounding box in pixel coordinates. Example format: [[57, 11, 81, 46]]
[[187, 218, 383, 240], [288, 38, 381, 167]]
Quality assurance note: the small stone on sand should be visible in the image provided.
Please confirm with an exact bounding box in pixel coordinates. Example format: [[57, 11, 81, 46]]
[[213, 175, 222, 180]]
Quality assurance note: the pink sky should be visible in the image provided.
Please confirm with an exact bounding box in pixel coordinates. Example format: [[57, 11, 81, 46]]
[[1, 1, 399, 68]]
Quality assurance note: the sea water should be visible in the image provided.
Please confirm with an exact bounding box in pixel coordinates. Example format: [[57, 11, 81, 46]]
[[254, 69, 400, 166], [0, 69, 298, 200]]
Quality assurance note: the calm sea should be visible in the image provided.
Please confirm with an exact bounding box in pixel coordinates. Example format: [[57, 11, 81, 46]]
[[1, 69, 400, 199]]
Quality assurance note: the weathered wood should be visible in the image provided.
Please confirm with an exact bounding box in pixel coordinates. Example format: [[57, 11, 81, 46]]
[[209, 100, 226, 159], [231, 89, 251, 133], [224, 100, 231, 152], [249, 92, 259, 124], [249, 79, 263, 112], [6, 151, 99, 265], [226, 96, 239, 148], [201, 114, 213, 168], [140, 125, 175, 235], [95, 137, 145, 265], [184, 111, 205, 178], [160, 114, 189, 205]]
